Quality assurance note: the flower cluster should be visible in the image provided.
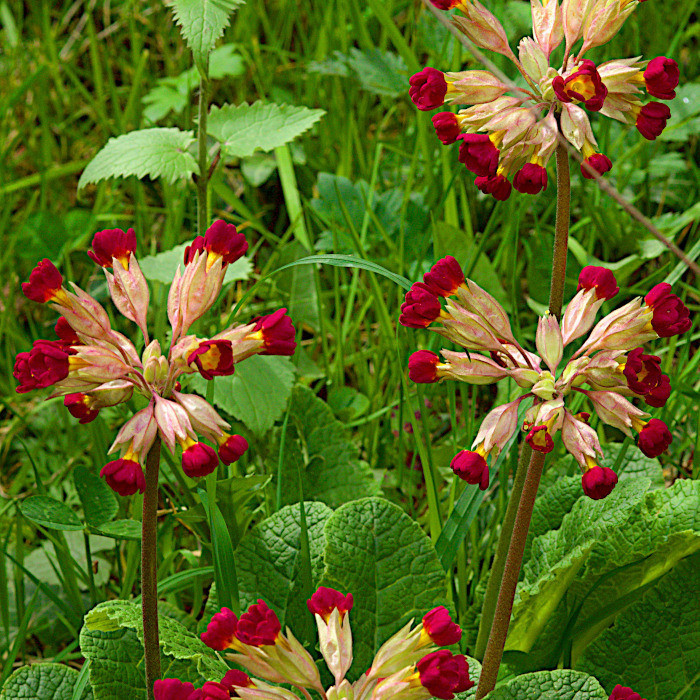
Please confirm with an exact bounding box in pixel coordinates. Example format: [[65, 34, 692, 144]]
[[152, 588, 473, 699], [402, 256, 691, 499], [410, 0, 679, 199], [14, 221, 296, 496]]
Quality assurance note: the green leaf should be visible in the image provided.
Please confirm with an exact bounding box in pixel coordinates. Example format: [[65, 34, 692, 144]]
[[435, 485, 485, 571], [188, 355, 296, 437], [74, 466, 118, 527], [575, 552, 700, 699], [165, 0, 245, 68], [77, 128, 198, 188], [20, 495, 83, 531], [327, 386, 370, 422], [93, 519, 142, 540], [274, 386, 380, 508], [138, 243, 251, 285], [207, 102, 325, 159], [485, 669, 607, 700], [346, 48, 408, 97], [0, 663, 93, 699], [322, 497, 449, 678]]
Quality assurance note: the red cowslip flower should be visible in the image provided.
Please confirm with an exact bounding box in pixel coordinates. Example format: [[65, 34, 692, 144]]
[[197, 681, 229, 700], [221, 670, 252, 690], [429, 0, 459, 9], [432, 112, 461, 145], [581, 153, 613, 179], [577, 266, 619, 299], [458, 133, 500, 177], [100, 458, 146, 496], [513, 163, 548, 194], [474, 174, 512, 200], [252, 309, 296, 355], [218, 434, 248, 465], [235, 599, 281, 647], [21, 259, 64, 303], [623, 347, 670, 407], [184, 236, 206, 264], [422, 606, 462, 646], [27, 340, 70, 389], [307, 587, 354, 622], [636, 102, 671, 140], [416, 650, 474, 699], [13, 353, 36, 394], [451, 450, 489, 490], [399, 282, 442, 328], [88, 228, 137, 268], [64, 393, 100, 424], [201, 607, 238, 651], [582, 465, 618, 500], [423, 256, 465, 297], [188, 340, 235, 380], [55, 317, 80, 344], [552, 59, 608, 111], [203, 219, 248, 265], [609, 685, 646, 700], [181, 442, 219, 478], [408, 350, 441, 383], [409, 67, 448, 111], [645, 283, 691, 337], [637, 418, 672, 458], [526, 425, 554, 453], [644, 57, 679, 100], [153, 678, 196, 700]]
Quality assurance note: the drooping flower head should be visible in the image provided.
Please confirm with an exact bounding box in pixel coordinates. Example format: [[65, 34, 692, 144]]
[[412, 1, 680, 198]]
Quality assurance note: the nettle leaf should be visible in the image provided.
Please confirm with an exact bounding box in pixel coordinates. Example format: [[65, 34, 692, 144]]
[[20, 495, 84, 531], [207, 102, 325, 159], [576, 552, 700, 698], [322, 497, 449, 678], [0, 663, 93, 700], [78, 128, 198, 189], [486, 669, 607, 700], [165, 0, 245, 68], [273, 386, 380, 508]]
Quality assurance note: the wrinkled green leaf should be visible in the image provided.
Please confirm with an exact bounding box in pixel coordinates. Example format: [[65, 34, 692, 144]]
[[486, 669, 607, 699], [74, 466, 118, 527], [20, 495, 83, 531], [0, 663, 93, 699]]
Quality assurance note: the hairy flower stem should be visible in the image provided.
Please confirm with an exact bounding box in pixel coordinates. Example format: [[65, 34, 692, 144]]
[[549, 142, 571, 320], [196, 71, 210, 237], [474, 442, 532, 659], [142, 437, 162, 700], [474, 451, 546, 699]]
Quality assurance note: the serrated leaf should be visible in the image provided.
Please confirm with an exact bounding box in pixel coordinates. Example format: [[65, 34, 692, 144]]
[[322, 497, 449, 678], [20, 495, 84, 531], [78, 128, 198, 188], [0, 663, 93, 700], [575, 552, 700, 698], [165, 0, 244, 67], [486, 669, 607, 699], [207, 102, 325, 159], [138, 243, 251, 285], [188, 355, 296, 437], [74, 466, 118, 527]]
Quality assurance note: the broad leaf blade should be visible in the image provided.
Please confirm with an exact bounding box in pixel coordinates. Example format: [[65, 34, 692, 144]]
[[486, 669, 607, 699], [74, 466, 118, 527], [0, 663, 93, 700], [20, 495, 83, 531]]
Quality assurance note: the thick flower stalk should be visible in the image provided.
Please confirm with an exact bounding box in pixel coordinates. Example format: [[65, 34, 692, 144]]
[[403, 257, 691, 499], [160, 588, 474, 700], [14, 220, 296, 495], [411, 0, 679, 199]]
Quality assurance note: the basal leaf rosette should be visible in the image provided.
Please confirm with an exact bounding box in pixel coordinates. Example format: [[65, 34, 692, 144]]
[[402, 256, 691, 500], [14, 220, 297, 496]]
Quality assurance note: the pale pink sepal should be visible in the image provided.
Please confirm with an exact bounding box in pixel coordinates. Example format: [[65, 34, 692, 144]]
[[153, 394, 195, 453], [536, 313, 563, 374], [560, 103, 597, 150], [69, 346, 135, 384], [454, 279, 516, 344], [106, 254, 150, 344], [531, 0, 563, 59], [451, 0, 517, 61], [580, 0, 637, 57], [314, 608, 353, 687], [584, 389, 649, 436], [439, 349, 509, 385], [173, 390, 230, 440], [108, 402, 157, 457], [519, 37, 549, 83], [561, 410, 603, 468], [561, 288, 605, 346], [446, 70, 510, 104], [561, 0, 595, 53], [472, 398, 521, 457]]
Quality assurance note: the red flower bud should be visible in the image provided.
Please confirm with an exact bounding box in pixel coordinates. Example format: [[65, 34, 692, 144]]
[[399, 283, 441, 329], [432, 112, 461, 145], [100, 458, 146, 496], [201, 607, 238, 651], [409, 67, 448, 111], [423, 256, 464, 297], [582, 465, 618, 500], [13, 352, 36, 394], [451, 450, 489, 490], [153, 678, 196, 700], [252, 308, 296, 355], [184, 236, 206, 264], [416, 650, 474, 699], [513, 163, 548, 194], [408, 350, 441, 383], [458, 134, 500, 177], [636, 102, 671, 140], [526, 425, 554, 453], [188, 340, 235, 380], [552, 59, 608, 111], [474, 174, 512, 201], [181, 442, 219, 478], [55, 317, 80, 345], [645, 374, 671, 408], [307, 587, 354, 621], [64, 393, 100, 424], [221, 670, 252, 690], [22, 259, 63, 303], [26, 340, 70, 390], [645, 283, 691, 337], [218, 434, 248, 465], [422, 606, 462, 646], [235, 599, 281, 647], [430, 0, 459, 9], [581, 153, 612, 179], [609, 685, 645, 700], [644, 57, 679, 100], [577, 266, 619, 299], [623, 348, 670, 407], [197, 681, 230, 700], [88, 228, 137, 268], [637, 418, 672, 458], [204, 220, 248, 265]]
